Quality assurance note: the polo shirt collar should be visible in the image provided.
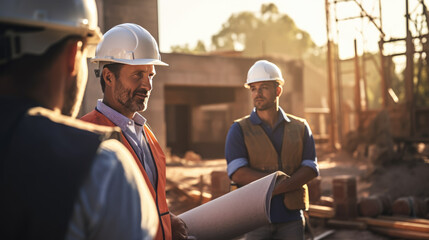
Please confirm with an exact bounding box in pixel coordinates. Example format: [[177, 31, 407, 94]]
[[249, 107, 291, 126]]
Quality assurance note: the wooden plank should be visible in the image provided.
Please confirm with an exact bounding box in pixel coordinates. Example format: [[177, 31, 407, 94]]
[[327, 219, 367, 230], [188, 190, 211, 204], [377, 215, 429, 225], [308, 204, 335, 218], [357, 217, 429, 233], [370, 226, 429, 240]]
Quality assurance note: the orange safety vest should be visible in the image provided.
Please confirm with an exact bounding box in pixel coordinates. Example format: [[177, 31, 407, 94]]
[[81, 110, 172, 240]]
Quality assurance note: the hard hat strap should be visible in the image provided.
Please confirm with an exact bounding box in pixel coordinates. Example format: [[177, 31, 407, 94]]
[[94, 62, 111, 78]]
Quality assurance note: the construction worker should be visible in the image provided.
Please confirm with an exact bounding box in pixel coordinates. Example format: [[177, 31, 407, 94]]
[[80, 23, 188, 240], [225, 60, 319, 240], [0, 0, 159, 239]]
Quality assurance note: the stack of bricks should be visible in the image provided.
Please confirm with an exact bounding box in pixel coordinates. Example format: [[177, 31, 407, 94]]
[[332, 175, 358, 219], [307, 176, 322, 203], [210, 171, 230, 200]]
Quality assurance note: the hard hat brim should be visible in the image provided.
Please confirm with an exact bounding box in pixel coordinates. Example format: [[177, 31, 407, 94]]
[[244, 79, 284, 88], [91, 57, 168, 66]]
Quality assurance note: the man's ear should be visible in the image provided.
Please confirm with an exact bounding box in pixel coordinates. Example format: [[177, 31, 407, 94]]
[[277, 85, 283, 97], [65, 40, 79, 76], [102, 67, 114, 87]]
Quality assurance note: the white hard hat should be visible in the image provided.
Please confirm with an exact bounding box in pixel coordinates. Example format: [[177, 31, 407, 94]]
[[0, 0, 101, 64], [92, 23, 167, 76], [245, 60, 284, 88]]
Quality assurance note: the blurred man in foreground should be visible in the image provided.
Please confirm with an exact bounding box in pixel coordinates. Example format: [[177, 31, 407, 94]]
[[0, 0, 158, 239]]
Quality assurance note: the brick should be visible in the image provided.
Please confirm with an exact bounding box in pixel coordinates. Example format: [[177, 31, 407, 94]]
[[332, 175, 358, 219], [210, 171, 230, 199], [308, 176, 322, 203]]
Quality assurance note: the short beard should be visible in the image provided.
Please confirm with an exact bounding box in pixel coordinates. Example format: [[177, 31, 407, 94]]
[[115, 78, 149, 113], [254, 98, 277, 112]]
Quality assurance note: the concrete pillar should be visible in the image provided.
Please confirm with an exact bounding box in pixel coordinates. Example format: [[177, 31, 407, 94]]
[[102, 0, 159, 41], [231, 88, 252, 120], [144, 81, 167, 150]]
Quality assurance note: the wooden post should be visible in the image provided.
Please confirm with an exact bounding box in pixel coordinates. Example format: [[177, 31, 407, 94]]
[[405, 0, 416, 136], [354, 39, 362, 130], [325, 0, 337, 151], [334, 43, 344, 145], [379, 39, 388, 108]]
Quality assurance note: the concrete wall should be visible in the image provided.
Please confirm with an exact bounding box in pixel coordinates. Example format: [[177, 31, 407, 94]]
[[147, 53, 304, 154], [100, 0, 159, 41]]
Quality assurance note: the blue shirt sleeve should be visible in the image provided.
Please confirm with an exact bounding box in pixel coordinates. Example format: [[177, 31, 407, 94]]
[[65, 140, 158, 240], [301, 121, 319, 176], [225, 122, 249, 178]]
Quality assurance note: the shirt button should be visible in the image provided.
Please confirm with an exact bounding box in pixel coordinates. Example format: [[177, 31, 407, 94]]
[[128, 121, 132, 125]]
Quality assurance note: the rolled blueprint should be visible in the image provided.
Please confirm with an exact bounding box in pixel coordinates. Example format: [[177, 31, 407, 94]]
[[179, 171, 286, 240]]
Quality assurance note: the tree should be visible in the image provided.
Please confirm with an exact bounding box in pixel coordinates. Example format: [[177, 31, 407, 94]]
[[210, 3, 315, 58], [171, 3, 317, 59], [170, 40, 207, 54]]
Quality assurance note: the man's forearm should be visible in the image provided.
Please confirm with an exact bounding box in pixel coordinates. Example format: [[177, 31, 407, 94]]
[[272, 166, 317, 196], [230, 166, 268, 187], [231, 165, 317, 196]]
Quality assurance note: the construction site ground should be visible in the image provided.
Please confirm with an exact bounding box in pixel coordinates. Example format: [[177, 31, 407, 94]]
[[165, 146, 429, 240]]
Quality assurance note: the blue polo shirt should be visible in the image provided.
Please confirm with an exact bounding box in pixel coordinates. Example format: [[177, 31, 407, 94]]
[[225, 107, 319, 223]]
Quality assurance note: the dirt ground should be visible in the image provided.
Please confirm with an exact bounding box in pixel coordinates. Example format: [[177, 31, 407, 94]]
[[165, 145, 429, 240]]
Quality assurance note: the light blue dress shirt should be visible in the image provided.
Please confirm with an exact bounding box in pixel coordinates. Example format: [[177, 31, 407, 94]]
[[96, 100, 157, 188]]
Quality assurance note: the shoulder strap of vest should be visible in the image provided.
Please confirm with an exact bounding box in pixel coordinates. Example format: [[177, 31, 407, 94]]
[[234, 115, 250, 123], [285, 113, 307, 125], [29, 107, 121, 141]]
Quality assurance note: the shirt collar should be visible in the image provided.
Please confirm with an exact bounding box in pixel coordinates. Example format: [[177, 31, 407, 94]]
[[96, 99, 147, 130], [249, 107, 291, 126]]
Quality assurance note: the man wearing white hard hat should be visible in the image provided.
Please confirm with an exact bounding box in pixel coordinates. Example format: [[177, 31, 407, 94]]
[[81, 23, 188, 240], [225, 60, 319, 239], [0, 0, 158, 239]]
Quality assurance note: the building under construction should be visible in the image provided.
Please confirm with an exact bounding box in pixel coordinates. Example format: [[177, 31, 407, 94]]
[[80, 0, 429, 160], [324, 0, 429, 153], [80, 0, 324, 159], [76, 0, 429, 239]]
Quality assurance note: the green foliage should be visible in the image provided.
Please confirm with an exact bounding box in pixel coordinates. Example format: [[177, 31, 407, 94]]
[[211, 11, 259, 51], [210, 3, 316, 58], [170, 3, 318, 59], [389, 56, 429, 107], [170, 40, 207, 54]]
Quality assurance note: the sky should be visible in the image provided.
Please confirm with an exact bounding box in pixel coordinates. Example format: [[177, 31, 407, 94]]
[[158, 0, 428, 60]]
